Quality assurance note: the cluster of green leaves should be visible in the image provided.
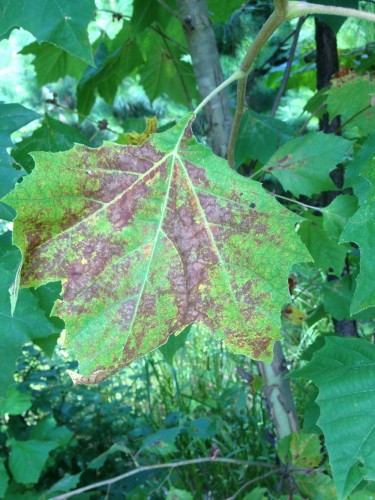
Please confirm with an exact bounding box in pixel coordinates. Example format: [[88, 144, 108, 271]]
[[1, 0, 375, 498]]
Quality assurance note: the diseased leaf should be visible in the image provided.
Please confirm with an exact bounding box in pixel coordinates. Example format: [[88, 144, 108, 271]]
[[20, 41, 87, 86], [0, 0, 96, 65], [264, 132, 351, 197], [3, 114, 309, 384], [234, 109, 294, 167], [277, 432, 322, 468], [12, 115, 91, 174], [0, 102, 39, 197], [292, 337, 375, 499], [341, 153, 375, 313]]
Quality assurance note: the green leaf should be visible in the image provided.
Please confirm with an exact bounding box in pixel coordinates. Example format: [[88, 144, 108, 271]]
[[292, 337, 375, 499], [322, 195, 358, 241], [0, 232, 62, 397], [0, 459, 9, 499], [166, 488, 193, 500], [344, 133, 375, 204], [77, 26, 143, 116], [298, 215, 348, 275], [46, 473, 82, 497], [88, 443, 132, 471], [0, 103, 39, 197], [131, 0, 175, 32], [264, 132, 351, 197], [12, 115, 91, 174], [159, 324, 192, 366], [341, 153, 375, 313], [29, 417, 73, 448], [2, 114, 309, 384], [207, 0, 245, 23], [187, 417, 216, 439], [7, 438, 59, 485], [140, 29, 199, 107], [295, 472, 337, 500], [234, 109, 294, 167], [326, 75, 375, 138], [0, 386, 32, 416], [323, 276, 375, 321], [0, 0, 96, 65], [20, 42, 87, 86], [277, 432, 322, 468]]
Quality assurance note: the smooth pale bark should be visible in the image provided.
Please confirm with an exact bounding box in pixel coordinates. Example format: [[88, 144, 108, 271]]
[[177, 0, 232, 157]]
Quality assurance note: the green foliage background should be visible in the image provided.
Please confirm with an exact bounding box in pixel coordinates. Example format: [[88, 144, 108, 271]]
[[1, 0, 375, 498]]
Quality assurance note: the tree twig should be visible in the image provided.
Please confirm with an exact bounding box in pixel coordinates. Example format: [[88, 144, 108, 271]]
[[51, 458, 276, 499], [225, 469, 278, 500], [271, 17, 306, 117]]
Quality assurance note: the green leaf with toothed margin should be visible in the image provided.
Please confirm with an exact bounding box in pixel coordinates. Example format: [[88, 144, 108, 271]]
[[0, 0, 95, 65], [291, 337, 375, 499], [2, 113, 309, 384], [341, 150, 375, 314]]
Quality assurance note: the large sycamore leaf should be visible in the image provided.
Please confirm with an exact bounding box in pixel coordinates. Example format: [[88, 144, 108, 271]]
[[292, 337, 375, 499], [2, 114, 309, 384], [0, 0, 95, 65]]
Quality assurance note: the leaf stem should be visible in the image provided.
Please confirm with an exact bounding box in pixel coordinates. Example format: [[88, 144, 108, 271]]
[[227, 10, 285, 167], [193, 70, 245, 116], [273, 193, 324, 212], [287, 1, 375, 23]]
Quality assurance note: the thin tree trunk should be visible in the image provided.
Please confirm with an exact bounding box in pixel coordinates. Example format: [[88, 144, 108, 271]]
[[258, 342, 299, 441], [177, 0, 232, 158], [315, 19, 359, 338]]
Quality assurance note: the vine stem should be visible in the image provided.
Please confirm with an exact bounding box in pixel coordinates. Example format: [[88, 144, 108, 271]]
[[51, 458, 276, 499]]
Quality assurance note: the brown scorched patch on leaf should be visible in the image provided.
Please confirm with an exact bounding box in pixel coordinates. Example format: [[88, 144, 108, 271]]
[[2, 114, 309, 383]]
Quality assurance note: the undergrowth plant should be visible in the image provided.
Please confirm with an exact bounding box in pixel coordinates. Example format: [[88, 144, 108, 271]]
[[1, 0, 375, 498]]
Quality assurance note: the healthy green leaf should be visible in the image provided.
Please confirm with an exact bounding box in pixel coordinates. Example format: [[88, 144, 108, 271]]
[[341, 153, 375, 313], [207, 0, 245, 23], [7, 438, 59, 485], [0, 102, 39, 197], [3, 114, 309, 384], [0, 233, 62, 398], [234, 109, 294, 167], [12, 115, 91, 174], [326, 75, 375, 138], [0, 459, 9, 499], [0, 386, 32, 416], [264, 132, 351, 197], [20, 42, 87, 86], [159, 324, 192, 366], [298, 214, 349, 275], [344, 133, 375, 204], [0, 0, 96, 64], [88, 443, 131, 471], [77, 25, 143, 116], [292, 337, 375, 499], [131, 0, 175, 32], [140, 29, 199, 107], [46, 473, 82, 497]]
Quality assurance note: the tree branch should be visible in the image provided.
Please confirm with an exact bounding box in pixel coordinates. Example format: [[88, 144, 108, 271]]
[[287, 1, 375, 22], [51, 458, 276, 500]]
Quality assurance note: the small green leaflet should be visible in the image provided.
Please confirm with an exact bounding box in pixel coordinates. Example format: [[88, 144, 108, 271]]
[[0, 102, 39, 197], [341, 151, 375, 313], [264, 132, 351, 197], [292, 337, 375, 499], [3, 114, 309, 384], [0, 0, 96, 65]]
